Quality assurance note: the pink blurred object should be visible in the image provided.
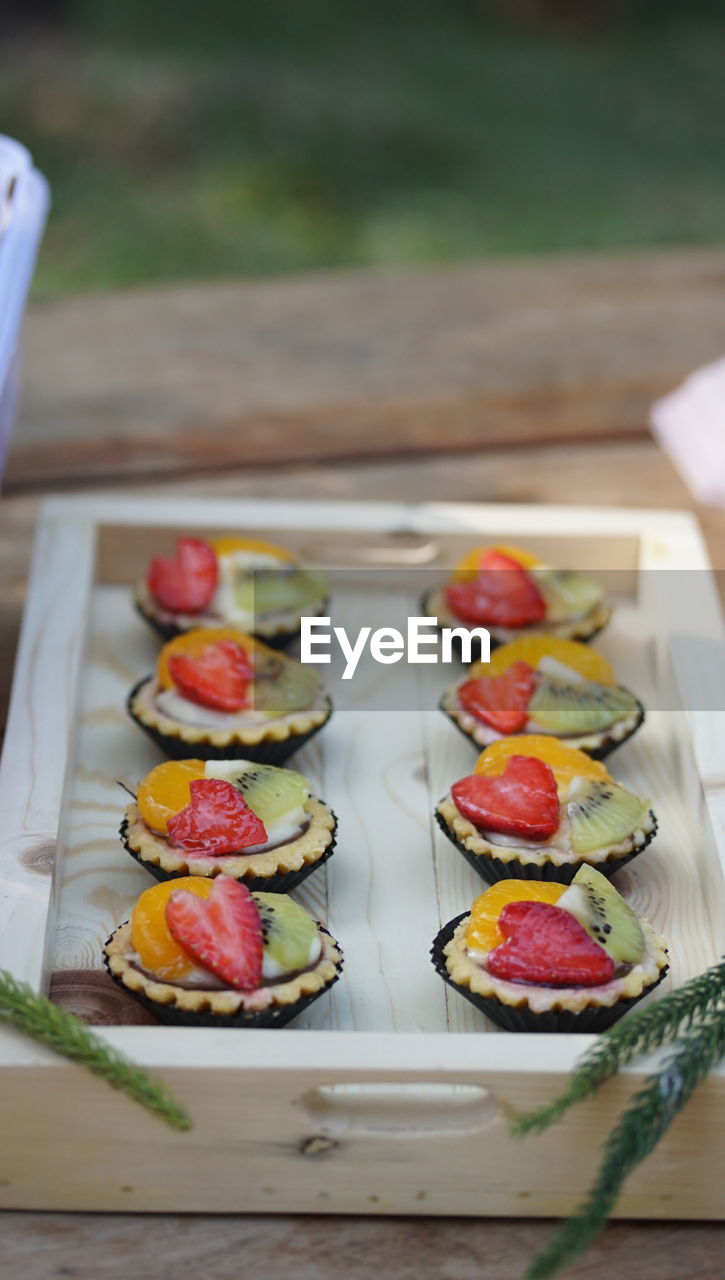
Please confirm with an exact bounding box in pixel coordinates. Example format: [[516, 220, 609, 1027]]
[[651, 358, 725, 508]]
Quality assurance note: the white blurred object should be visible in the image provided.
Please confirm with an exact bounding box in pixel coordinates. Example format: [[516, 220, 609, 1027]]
[[651, 357, 725, 508], [0, 136, 50, 483]]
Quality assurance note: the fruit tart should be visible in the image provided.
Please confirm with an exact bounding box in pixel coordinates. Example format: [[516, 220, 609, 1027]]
[[440, 635, 644, 758], [104, 875, 343, 1027], [135, 534, 329, 648], [431, 868, 668, 1032], [435, 737, 656, 884], [127, 627, 332, 764], [423, 544, 610, 653], [121, 758, 336, 893]]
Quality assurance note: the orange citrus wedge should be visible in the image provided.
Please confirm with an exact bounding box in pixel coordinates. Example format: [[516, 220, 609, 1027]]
[[473, 735, 610, 796], [452, 544, 542, 582], [131, 876, 214, 981], [136, 760, 206, 835], [210, 536, 295, 562], [465, 880, 566, 953]]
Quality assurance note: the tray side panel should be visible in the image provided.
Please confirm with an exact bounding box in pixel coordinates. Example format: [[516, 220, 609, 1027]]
[[0, 511, 95, 989]]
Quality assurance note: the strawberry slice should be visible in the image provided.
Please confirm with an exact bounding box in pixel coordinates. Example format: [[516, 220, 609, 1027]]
[[167, 778, 267, 854], [165, 876, 263, 990], [169, 640, 252, 712], [147, 537, 218, 613], [458, 660, 535, 734], [451, 755, 559, 840], [445, 551, 546, 627], [487, 901, 615, 987]]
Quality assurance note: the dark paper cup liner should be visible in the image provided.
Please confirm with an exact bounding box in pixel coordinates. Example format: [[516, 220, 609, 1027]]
[[103, 927, 343, 1029], [120, 812, 337, 894], [431, 913, 668, 1033], [438, 693, 646, 762], [135, 596, 331, 651], [126, 677, 333, 764], [434, 804, 656, 886]]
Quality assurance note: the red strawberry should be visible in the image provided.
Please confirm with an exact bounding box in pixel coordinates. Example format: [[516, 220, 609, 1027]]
[[147, 537, 218, 613], [169, 640, 252, 712], [166, 876, 263, 990], [458, 660, 536, 734], [451, 756, 559, 840], [167, 778, 267, 854], [445, 551, 545, 627], [487, 901, 615, 987]]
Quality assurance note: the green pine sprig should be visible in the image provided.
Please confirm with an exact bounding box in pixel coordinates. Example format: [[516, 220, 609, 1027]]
[[511, 959, 725, 1138], [523, 1009, 725, 1280], [0, 969, 192, 1131]]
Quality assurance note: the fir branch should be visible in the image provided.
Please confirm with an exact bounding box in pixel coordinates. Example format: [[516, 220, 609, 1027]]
[[525, 1010, 725, 1280], [511, 959, 725, 1138], [0, 970, 191, 1131]]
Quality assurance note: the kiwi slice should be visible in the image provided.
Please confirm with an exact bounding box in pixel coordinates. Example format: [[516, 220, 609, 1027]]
[[566, 776, 650, 856], [253, 892, 321, 973], [205, 759, 309, 824], [528, 675, 638, 736], [538, 570, 604, 622], [252, 657, 320, 719], [558, 864, 646, 964], [234, 568, 328, 617]]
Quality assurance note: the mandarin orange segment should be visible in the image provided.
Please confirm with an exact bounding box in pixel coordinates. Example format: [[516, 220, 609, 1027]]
[[157, 627, 262, 689], [130, 876, 214, 981], [473, 735, 610, 796], [452, 544, 542, 582], [210, 535, 294, 561], [137, 760, 206, 835], [469, 635, 616, 685], [465, 880, 566, 953]]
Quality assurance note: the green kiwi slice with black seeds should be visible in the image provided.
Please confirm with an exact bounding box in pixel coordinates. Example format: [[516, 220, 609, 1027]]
[[529, 675, 640, 736], [566, 776, 651, 857], [558, 864, 646, 964]]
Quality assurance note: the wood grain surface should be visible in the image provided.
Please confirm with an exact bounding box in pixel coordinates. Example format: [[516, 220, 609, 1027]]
[[8, 247, 725, 490], [1, 254, 725, 1277]]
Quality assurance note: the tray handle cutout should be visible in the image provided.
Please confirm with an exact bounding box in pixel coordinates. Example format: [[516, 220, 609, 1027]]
[[300, 1083, 500, 1138]]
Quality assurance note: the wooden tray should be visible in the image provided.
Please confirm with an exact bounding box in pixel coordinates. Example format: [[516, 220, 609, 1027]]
[[1, 496, 723, 1216]]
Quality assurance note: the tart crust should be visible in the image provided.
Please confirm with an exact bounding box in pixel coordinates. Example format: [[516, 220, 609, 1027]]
[[104, 919, 342, 1019], [423, 587, 611, 649], [438, 912, 668, 1015], [435, 794, 657, 883], [121, 795, 336, 884], [128, 674, 332, 754], [439, 683, 645, 760], [134, 581, 328, 647]]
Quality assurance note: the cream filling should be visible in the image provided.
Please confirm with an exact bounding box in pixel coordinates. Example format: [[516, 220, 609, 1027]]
[[155, 683, 323, 729], [443, 682, 641, 752], [439, 792, 655, 867], [128, 934, 322, 986], [211, 550, 299, 629], [444, 915, 667, 1014]]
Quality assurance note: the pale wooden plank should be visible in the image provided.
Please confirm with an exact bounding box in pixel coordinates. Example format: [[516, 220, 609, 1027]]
[[0, 511, 96, 989]]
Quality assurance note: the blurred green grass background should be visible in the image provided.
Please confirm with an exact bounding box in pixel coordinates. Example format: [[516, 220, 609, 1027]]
[[4, 0, 725, 297]]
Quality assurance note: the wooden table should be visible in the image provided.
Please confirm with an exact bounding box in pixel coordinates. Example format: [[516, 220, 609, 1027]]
[[2, 249, 724, 1278]]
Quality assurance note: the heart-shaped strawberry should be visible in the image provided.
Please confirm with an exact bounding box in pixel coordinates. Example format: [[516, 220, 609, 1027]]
[[487, 901, 615, 987], [147, 537, 218, 613], [458, 660, 536, 734], [167, 778, 267, 854], [169, 639, 252, 711], [165, 876, 263, 990], [451, 755, 559, 840], [445, 551, 546, 627]]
